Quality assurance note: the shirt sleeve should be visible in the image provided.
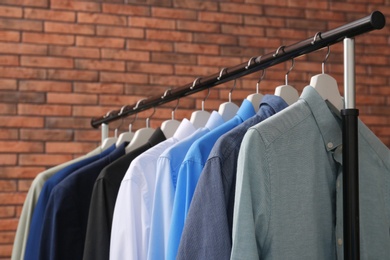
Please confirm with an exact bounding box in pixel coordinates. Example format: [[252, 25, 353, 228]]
[[166, 159, 204, 260], [177, 156, 231, 259], [147, 157, 175, 260], [230, 128, 270, 260]]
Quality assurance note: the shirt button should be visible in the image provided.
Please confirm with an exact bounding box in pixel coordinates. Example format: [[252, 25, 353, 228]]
[[327, 142, 334, 149], [338, 238, 343, 246]]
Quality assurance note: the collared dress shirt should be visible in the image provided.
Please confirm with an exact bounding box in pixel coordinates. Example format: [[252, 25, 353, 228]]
[[167, 99, 255, 260], [11, 146, 102, 260], [83, 128, 166, 260], [110, 119, 196, 260], [147, 111, 224, 260], [24, 145, 115, 260], [38, 143, 126, 260], [231, 86, 390, 259], [177, 95, 288, 260]]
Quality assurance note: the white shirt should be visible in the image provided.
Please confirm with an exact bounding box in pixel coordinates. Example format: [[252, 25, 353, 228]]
[[110, 119, 196, 260], [147, 111, 224, 260]]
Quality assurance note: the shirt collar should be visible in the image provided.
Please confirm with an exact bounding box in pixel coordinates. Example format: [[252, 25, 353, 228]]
[[173, 118, 196, 141], [236, 99, 256, 122], [259, 95, 288, 114], [300, 86, 342, 152], [205, 110, 225, 130], [147, 127, 166, 147]]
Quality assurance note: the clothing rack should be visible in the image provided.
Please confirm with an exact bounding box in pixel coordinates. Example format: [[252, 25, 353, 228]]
[[91, 11, 386, 260]]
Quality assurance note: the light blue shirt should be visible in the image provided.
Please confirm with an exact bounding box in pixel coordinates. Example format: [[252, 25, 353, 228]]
[[231, 86, 390, 260], [167, 99, 256, 260], [147, 111, 224, 260]]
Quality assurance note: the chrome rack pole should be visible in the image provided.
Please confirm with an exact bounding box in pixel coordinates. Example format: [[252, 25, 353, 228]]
[[342, 37, 360, 260]]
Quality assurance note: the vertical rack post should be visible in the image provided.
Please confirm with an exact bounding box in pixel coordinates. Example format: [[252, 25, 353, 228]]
[[342, 37, 360, 260]]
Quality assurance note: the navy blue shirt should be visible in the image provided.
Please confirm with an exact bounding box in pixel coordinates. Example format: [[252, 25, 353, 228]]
[[38, 143, 127, 260], [177, 96, 288, 260], [24, 145, 115, 260]]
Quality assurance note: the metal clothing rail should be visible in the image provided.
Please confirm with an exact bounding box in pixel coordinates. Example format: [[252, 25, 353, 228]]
[[91, 11, 386, 260]]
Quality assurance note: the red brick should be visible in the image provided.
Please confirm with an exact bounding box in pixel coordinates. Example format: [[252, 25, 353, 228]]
[[44, 21, 94, 35], [47, 92, 97, 105], [21, 56, 73, 69], [0, 55, 18, 66], [126, 39, 173, 51], [239, 37, 281, 48], [47, 69, 98, 81], [0, 207, 15, 218], [199, 11, 242, 24], [359, 55, 388, 65], [23, 32, 74, 45], [18, 180, 33, 192], [286, 18, 327, 30], [18, 104, 71, 116], [45, 142, 97, 154], [100, 72, 148, 84], [126, 62, 173, 75], [20, 129, 73, 141], [99, 94, 143, 106], [129, 17, 175, 29], [75, 59, 125, 72], [175, 43, 219, 55], [0, 30, 19, 42], [0, 244, 12, 258], [0, 18, 42, 31], [0, 195, 26, 205], [151, 7, 196, 20], [49, 46, 100, 59], [72, 105, 117, 117], [0, 141, 43, 153], [0, 129, 18, 140], [0, 180, 16, 191], [24, 8, 75, 22], [0, 79, 16, 90], [19, 154, 74, 166], [76, 36, 124, 48], [74, 130, 101, 142], [197, 55, 241, 66], [45, 117, 92, 129], [0, 91, 44, 103], [221, 24, 265, 36], [329, 2, 367, 12], [150, 75, 194, 87], [146, 29, 192, 42], [174, 65, 218, 76], [177, 20, 220, 33], [96, 25, 144, 38], [0, 6, 22, 18], [244, 15, 285, 27], [0, 42, 47, 55], [0, 66, 46, 79], [102, 3, 150, 16], [78, 12, 127, 26], [173, 0, 218, 11], [0, 116, 43, 128], [151, 52, 197, 65], [0, 103, 16, 114], [219, 3, 263, 14], [101, 49, 149, 61], [0, 155, 17, 165], [266, 28, 308, 40], [73, 82, 124, 94], [0, 0, 48, 7], [51, 0, 101, 12], [193, 32, 238, 45], [19, 80, 72, 92], [0, 166, 45, 179]]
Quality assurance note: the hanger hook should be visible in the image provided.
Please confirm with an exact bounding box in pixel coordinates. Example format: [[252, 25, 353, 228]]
[[257, 70, 266, 94], [161, 88, 172, 99], [273, 45, 285, 57], [285, 58, 295, 85], [311, 31, 322, 45], [322, 45, 330, 74], [202, 88, 210, 111], [146, 106, 156, 128], [245, 56, 257, 69], [133, 98, 147, 110], [115, 105, 128, 136], [229, 79, 236, 103], [217, 67, 228, 80], [191, 77, 202, 90]]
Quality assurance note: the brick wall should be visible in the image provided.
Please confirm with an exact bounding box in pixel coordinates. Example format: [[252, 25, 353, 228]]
[[0, 0, 389, 258]]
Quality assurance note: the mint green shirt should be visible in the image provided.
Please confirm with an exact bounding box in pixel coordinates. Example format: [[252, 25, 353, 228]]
[[232, 86, 390, 260]]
